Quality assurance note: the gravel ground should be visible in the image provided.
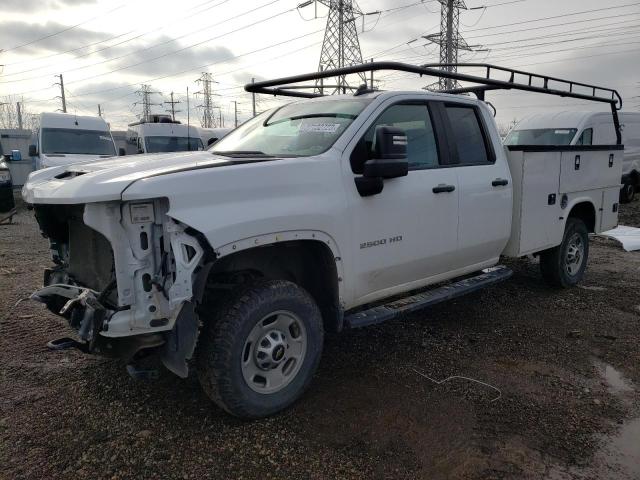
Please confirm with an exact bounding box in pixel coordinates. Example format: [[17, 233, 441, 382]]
[[1, 196, 640, 480]]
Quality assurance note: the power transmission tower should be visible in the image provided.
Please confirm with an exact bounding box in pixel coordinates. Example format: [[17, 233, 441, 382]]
[[423, 0, 475, 91], [303, 0, 367, 94], [133, 84, 161, 120], [196, 72, 218, 128], [164, 91, 181, 121], [54, 74, 67, 113]]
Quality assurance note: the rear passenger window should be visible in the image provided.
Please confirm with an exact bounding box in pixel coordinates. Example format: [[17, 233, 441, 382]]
[[445, 106, 491, 164], [351, 104, 439, 172], [576, 128, 593, 145]]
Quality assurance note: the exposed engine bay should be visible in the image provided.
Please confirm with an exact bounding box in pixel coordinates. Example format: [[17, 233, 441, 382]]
[[31, 199, 209, 376]]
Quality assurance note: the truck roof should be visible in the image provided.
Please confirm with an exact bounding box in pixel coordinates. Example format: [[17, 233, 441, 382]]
[[39, 112, 110, 131]]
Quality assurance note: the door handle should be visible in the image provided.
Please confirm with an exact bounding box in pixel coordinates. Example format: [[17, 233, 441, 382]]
[[492, 178, 509, 187], [432, 184, 456, 193]]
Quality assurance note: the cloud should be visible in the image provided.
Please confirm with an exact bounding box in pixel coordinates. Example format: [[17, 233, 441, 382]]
[[0, 20, 106, 54], [2, 0, 96, 12]]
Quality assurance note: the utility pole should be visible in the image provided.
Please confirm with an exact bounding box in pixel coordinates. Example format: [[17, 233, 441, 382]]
[[54, 74, 67, 113], [133, 84, 161, 120], [302, 0, 367, 94], [423, 0, 479, 91], [196, 72, 218, 128], [16, 102, 23, 129], [98, 104, 102, 117], [251, 78, 256, 117], [164, 91, 181, 121], [232, 100, 238, 127]]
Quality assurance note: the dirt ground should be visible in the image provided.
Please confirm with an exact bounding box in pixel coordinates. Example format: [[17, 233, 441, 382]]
[[2, 196, 640, 480]]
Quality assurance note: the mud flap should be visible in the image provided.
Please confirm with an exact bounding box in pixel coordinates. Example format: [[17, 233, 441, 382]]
[[160, 302, 199, 378]]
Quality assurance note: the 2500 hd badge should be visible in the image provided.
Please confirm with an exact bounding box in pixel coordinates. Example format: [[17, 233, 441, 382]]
[[360, 235, 403, 249]]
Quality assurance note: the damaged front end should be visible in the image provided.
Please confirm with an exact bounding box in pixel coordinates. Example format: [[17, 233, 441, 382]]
[[31, 199, 212, 377]]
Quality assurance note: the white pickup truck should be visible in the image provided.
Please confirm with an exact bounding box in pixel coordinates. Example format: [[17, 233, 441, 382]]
[[22, 63, 624, 418]]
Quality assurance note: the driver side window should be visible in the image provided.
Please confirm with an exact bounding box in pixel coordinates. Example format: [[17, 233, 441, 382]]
[[350, 104, 439, 173]]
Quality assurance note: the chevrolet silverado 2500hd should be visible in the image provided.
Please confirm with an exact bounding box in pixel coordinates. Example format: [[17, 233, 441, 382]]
[[22, 63, 624, 418]]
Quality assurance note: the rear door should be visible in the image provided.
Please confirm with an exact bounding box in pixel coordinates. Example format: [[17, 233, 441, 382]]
[[439, 102, 512, 267]]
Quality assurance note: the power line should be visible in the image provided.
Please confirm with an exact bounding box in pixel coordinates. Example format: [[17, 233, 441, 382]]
[[4, 3, 128, 52], [0, 0, 282, 84], [1, 0, 228, 68]]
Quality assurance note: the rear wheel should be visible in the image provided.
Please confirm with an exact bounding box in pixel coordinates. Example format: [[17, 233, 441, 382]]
[[196, 279, 323, 418], [540, 217, 589, 288]]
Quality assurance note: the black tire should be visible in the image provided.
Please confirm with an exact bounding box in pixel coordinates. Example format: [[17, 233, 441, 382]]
[[620, 182, 635, 204], [540, 217, 589, 288], [196, 279, 323, 418]]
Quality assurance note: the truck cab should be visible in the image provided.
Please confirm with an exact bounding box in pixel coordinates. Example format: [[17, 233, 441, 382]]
[[31, 112, 119, 170], [127, 115, 203, 154], [505, 111, 640, 202]]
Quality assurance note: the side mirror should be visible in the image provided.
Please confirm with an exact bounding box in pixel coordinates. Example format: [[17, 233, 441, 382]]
[[362, 126, 409, 179], [28, 144, 38, 157], [118, 147, 126, 156]]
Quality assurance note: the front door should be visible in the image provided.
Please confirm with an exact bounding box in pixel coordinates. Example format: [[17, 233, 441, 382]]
[[345, 101, 460, 305]]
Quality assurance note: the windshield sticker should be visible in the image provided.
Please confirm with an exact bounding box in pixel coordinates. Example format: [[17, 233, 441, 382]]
[[554, 129, 572, 134], [99, 135, 112, 141], [299, 123, 341, 134]]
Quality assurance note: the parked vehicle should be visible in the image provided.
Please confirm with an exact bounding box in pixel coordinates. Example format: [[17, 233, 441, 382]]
[[30, 113, 121, 170], [22, 63, 624, 419], [0, 156, 15, 213], [127, 115, 203, 153], [505, 111, 640, 203], [199, 127, 232, 147]]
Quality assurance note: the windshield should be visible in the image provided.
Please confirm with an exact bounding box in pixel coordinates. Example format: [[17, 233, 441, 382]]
[[211, 99, 372, 157], [145, 136, 203, 153], [41, 128, 116, 155], [504, 128, 578, 146]]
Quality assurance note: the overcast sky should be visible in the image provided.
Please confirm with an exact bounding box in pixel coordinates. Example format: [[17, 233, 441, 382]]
[[1, 0, 639, 130]]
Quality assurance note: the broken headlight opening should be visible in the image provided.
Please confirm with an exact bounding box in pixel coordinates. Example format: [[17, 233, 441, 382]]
[[30, 199, 208, 369]]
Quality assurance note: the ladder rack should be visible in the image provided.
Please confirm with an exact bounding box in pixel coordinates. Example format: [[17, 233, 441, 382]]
[[245, 61, 623, 144]]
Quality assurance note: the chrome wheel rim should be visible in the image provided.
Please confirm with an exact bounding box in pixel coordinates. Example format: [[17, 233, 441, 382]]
[[241, 310, 307, 394], [565, 233, 585, 277]]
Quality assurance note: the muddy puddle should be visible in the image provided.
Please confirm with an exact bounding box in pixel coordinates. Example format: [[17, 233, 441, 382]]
[[591, 361, 639, 479]]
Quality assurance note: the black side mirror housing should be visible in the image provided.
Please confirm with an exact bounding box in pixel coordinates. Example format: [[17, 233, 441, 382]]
[[118, 147, 126, 156], [363, 126, 408, 179], [28, 144, 38, 157]]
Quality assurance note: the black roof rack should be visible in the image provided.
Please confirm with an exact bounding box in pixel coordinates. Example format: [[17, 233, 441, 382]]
[[245, 61, 623, 144]]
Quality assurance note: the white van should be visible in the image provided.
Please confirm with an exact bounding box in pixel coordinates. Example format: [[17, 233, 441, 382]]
[[505, 111, 640, 202], [127, 115, 203, 154], [30, 113, 119, 170], [198, 127, 232, 148]]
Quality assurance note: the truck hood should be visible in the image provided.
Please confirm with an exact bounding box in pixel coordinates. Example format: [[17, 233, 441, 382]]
[[39, 153, 115, 168], [22, 151, 273, 204]]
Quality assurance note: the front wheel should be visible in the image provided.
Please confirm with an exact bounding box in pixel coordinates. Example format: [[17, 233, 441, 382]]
[[196, 279, 324, 418], [540, 217, 589, 288]]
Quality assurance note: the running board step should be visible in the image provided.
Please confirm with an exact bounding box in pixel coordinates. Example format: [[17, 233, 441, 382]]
[[345, 266, 513, 329]]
